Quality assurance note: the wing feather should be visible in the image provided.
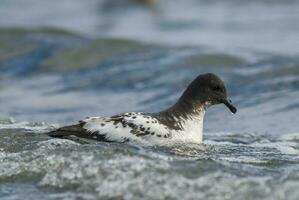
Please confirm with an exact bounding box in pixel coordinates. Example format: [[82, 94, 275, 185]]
[[48, 112, 171, 143]]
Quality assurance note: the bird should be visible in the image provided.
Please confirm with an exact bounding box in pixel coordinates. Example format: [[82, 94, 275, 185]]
[[47, 73, 237, 145]]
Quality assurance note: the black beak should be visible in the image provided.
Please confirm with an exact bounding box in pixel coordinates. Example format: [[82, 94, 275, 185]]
[[222, 98, 237, 114]]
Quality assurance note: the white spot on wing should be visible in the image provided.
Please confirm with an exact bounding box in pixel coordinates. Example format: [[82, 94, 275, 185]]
[[79, 110, 205, 145]]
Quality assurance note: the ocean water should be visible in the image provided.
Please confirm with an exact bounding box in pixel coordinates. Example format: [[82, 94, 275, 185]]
[[0, 0, 299, 199]]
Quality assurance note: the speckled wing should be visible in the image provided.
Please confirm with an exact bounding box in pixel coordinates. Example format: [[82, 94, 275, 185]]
[[47, 112, 171, 143], [80, 112, 171, 142], [120, 112, 171, 138]]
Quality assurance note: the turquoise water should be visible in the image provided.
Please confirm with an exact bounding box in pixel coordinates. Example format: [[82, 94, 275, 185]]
[[0, 0, 299, 199]]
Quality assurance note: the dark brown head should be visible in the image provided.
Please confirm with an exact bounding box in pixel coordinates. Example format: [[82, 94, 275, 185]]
[[178, 73, 237, 113]]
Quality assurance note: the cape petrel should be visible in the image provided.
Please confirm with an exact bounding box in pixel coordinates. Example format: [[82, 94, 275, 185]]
[[47, 73, 237, 145]]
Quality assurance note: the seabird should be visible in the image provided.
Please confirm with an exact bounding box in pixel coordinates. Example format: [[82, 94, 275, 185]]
[[47, 73, 237, 145]]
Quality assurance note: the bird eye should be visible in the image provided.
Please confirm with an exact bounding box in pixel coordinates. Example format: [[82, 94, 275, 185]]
[[212, 86, 221, 91]]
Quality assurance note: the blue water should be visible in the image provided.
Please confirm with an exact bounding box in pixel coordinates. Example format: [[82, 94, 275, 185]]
[[0, 0, 299, 199]]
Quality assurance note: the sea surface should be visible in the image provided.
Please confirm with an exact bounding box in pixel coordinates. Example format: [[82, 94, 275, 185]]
[[0, 0, 299, 199]]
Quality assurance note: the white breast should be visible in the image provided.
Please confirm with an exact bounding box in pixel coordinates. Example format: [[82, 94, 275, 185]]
[[140, 110, 205, 145], [168, 111, 205, 144]]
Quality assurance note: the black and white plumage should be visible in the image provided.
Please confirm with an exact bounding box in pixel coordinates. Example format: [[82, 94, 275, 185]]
[[47, 73, 237, 145]]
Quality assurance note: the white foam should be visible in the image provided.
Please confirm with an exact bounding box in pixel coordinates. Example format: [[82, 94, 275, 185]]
[[217, 156, 268, 164], [0, 118, 57, 133], [250, 140, 299, 155]]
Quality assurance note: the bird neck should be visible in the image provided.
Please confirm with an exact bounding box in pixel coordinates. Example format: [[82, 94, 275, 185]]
[[154, 103, 205, 143], [155, 98, 206, 131]]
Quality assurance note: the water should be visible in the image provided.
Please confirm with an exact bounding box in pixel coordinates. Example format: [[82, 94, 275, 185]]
[[0, 0, 299, 199]]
